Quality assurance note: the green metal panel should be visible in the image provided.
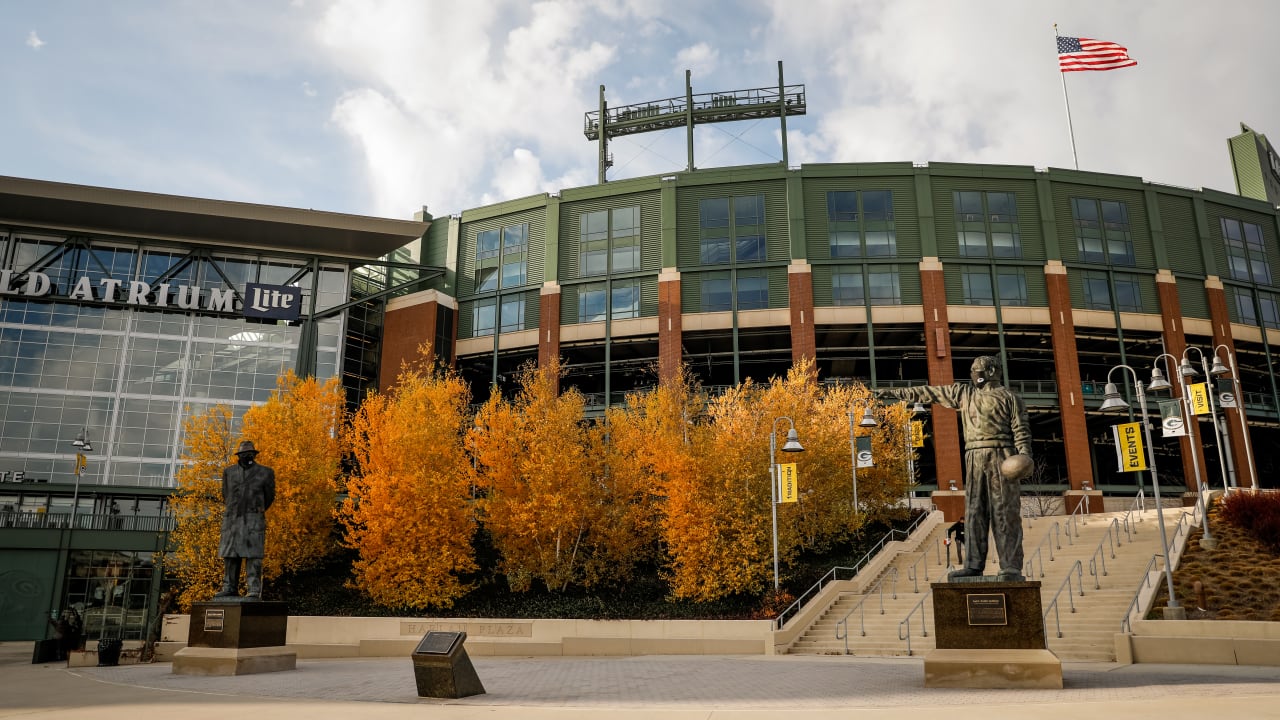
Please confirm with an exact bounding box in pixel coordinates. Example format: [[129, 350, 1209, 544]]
[[675, 179, 788, 268], [0, 549, 58, 641], [811, 265, 833, 306], [1066, 268, 1085, 308], [681, 272, 702, 312], [561, 284, 580, 325], [1157, 193, 1203, 275], [929, 178, 1044, 261], [457, 299, 475, 337], [524, 289, 540, 330], [423, 220, 454, 294], [786, 173, 807, 259], [943, 265, 965, 305], [1024, 267, 1048, 307], [1228, 133, 1267, 201], [767, 267, 789, 309], [558, 190, 661, 280], [1177, 277, 1210, 320], [544, 197, 560, 282], [914, 171, 937, 257], [1136, 274, 1158, 313], [641, 276, 659, 317], [1051, 182, 1153, 268], [800, 175, 921, 261], [661, 181, 677, 267], [897, 263, 922, 305]]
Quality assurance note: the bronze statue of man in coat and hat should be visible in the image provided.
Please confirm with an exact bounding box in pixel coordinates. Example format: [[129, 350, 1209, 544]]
[[215, 440, 275, 600]]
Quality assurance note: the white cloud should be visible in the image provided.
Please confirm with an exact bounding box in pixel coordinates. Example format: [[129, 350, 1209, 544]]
[[674, 42, 718, 77], [26, 30, 45, 49], [301, 81, 317, 97]]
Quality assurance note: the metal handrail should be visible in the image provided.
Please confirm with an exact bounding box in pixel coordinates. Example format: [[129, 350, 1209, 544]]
[[905, 538, 944, 592], [1022, 521, 1061, 579], [1086, 518, 1122, 590], [1120, 554, 1162, 633], [1122, 489, 1146, 538], [834, 567, 899, 654], [1043, 559, 1085, 638], [1065, 496, 1088, 543], [897, 590, 933, 656], [774, 510, 933, 629], [0, 510, 175, 532]]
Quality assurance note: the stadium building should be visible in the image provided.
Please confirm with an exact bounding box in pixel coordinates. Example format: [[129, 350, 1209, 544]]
[[0, 175, 429, 646]]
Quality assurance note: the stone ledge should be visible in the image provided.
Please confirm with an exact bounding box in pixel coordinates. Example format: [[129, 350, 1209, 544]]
[[923, 648, 1063, 689], [172, 645, 296, 676]]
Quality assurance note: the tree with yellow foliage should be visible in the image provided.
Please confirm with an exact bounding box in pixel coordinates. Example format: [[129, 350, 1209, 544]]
[[342, 354, 477, 609], [168, 405, 237, 610], [471, 360, 603, 592], [241, 371, 346, 580], [167, 372, 345, 609]]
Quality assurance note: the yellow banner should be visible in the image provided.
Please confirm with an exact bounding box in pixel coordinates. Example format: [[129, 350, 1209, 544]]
[[910, 421, 925, 448], [1113, 422, 1147, 472], [1187, 383, 1211, 416], [778, 463, 799, 503]]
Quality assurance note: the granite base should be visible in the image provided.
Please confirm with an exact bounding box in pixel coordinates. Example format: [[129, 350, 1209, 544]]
[[172, 646, 297, 676], [924, 648, 1062, 688]]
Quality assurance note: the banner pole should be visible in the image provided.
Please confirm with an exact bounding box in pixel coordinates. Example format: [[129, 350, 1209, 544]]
[[1055, 24, 1080, 170]]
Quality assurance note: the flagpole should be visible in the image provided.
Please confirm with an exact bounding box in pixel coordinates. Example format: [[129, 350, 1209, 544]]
[[1055, 24, 1080, 169]]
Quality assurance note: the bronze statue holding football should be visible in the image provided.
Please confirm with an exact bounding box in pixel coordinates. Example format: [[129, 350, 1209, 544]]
[[879, 356, 1033, 582]]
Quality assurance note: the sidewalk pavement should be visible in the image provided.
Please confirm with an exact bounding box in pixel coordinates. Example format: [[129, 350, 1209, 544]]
[[3, 643, 1278, 720]]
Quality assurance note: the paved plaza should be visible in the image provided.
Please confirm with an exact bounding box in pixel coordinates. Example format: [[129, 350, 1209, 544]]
[[3, 643, 1279, 719]]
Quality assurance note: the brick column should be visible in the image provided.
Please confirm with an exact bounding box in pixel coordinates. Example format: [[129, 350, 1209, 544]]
[[539, 283, 561, 392], [1154, 274, 1206, 497], [1045, 262, 1100, 512], [788, 261, 816, 366], [1206, 276, 1255, 489], [658, 268, 683, 383], [381, 290, 455, 392], [920, 258, 963, 520]]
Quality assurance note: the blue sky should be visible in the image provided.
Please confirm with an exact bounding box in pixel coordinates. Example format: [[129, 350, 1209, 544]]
[[3, 1, 1278, 220]]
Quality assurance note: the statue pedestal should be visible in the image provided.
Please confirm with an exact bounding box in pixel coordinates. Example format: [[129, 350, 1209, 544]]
[[923, 581, 1061, 689], [172, 601, 295, 676]]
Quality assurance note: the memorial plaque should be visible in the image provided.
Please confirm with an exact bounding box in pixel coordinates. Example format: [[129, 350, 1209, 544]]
[[416, 631, 463, 656], [966, 594, 1008, 626], [205, 608, 226, 632]]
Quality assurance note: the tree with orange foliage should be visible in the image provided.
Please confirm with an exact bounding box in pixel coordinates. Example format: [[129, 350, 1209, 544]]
[[167, 373, 345, 609], [241, 371, 346, 580], [168, 405, 237, 610], [470, 360, 605, 592], [341, 354, 478, 609]]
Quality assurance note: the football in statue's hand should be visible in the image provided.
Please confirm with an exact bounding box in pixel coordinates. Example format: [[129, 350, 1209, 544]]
[[1000, 453, 1034, 481]]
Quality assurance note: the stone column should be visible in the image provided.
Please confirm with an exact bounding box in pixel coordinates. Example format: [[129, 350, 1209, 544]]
[[1045, 262, 1100, 513], [658, 268, 683, 383], [788, 261, 816, 366], [919, 257, 963, 521]]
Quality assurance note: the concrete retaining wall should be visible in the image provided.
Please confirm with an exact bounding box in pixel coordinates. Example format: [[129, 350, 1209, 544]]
[[158, 615, 774, 660], [1115, 620, 1280, 666]]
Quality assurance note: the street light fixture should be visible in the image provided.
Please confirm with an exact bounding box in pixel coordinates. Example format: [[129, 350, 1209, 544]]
[[1212, 344, 1257, 490], [69, 429, 92, 531], [769, 416, 805, 590], [848, 404, 878, 513], [1183, 346, 1234, 495], [1151, 351, 1217, 548], [1099, 366, 1183, 618]]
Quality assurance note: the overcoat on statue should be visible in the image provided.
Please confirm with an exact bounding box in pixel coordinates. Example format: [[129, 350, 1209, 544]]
[[219, 460, 275, 559]]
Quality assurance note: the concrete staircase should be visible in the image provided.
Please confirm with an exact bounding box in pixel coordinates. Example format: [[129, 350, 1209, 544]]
[[786, 506, 1179, 661]]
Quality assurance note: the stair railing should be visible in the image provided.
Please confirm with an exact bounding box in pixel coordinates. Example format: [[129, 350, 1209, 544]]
[[1022, 521, 1061, 579], [1043, 559, 1085, 638], [1064, 497, 1088, 543], [905, 538, 943, 592], [834, 567, 899, 654], [1122, 488, 1146, 539], [897, 590, 932, 656], [1086, 518, 1123, 589], [1120, 554, 1161, 633], [774, 510, 934, 630]]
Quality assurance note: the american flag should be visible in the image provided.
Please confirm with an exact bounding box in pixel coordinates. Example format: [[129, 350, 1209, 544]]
[[1057, 36, 1137, 72]]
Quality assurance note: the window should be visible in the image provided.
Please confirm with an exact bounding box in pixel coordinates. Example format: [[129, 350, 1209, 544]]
[[954, 191, 1021, 258], [833, 267, 901, 306], [499, 297, 524, 334], [579, 279, 640, 322], [1233, 287, 1280, 329], [737, 272, 769, 310], [964, 267, 1028, 306], [1071, 198, 1134, 266], [699, 195, 767, 265], [473, 300, 496, 336], [1082, 271, 1141, 312], [474, 222, 529, 291], [828, 190, 896, 258], [580, 206, 641, 277], [961, 267, 994, 305], [701, 273, 732, 311], [996, 268, 1029, 305], [1222, 218, 1272, 285]]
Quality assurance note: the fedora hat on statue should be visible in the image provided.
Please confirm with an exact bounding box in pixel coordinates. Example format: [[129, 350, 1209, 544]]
[[235, 440, 260, 456]]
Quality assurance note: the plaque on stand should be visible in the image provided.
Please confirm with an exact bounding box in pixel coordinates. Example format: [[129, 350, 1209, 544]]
[[924, 581, 1062, 689], [412, 631, 486, 699], [172, 601, 296, 676]]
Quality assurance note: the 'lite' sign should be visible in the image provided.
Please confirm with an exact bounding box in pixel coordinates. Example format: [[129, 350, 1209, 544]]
[[243, 283, 303, 320]]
